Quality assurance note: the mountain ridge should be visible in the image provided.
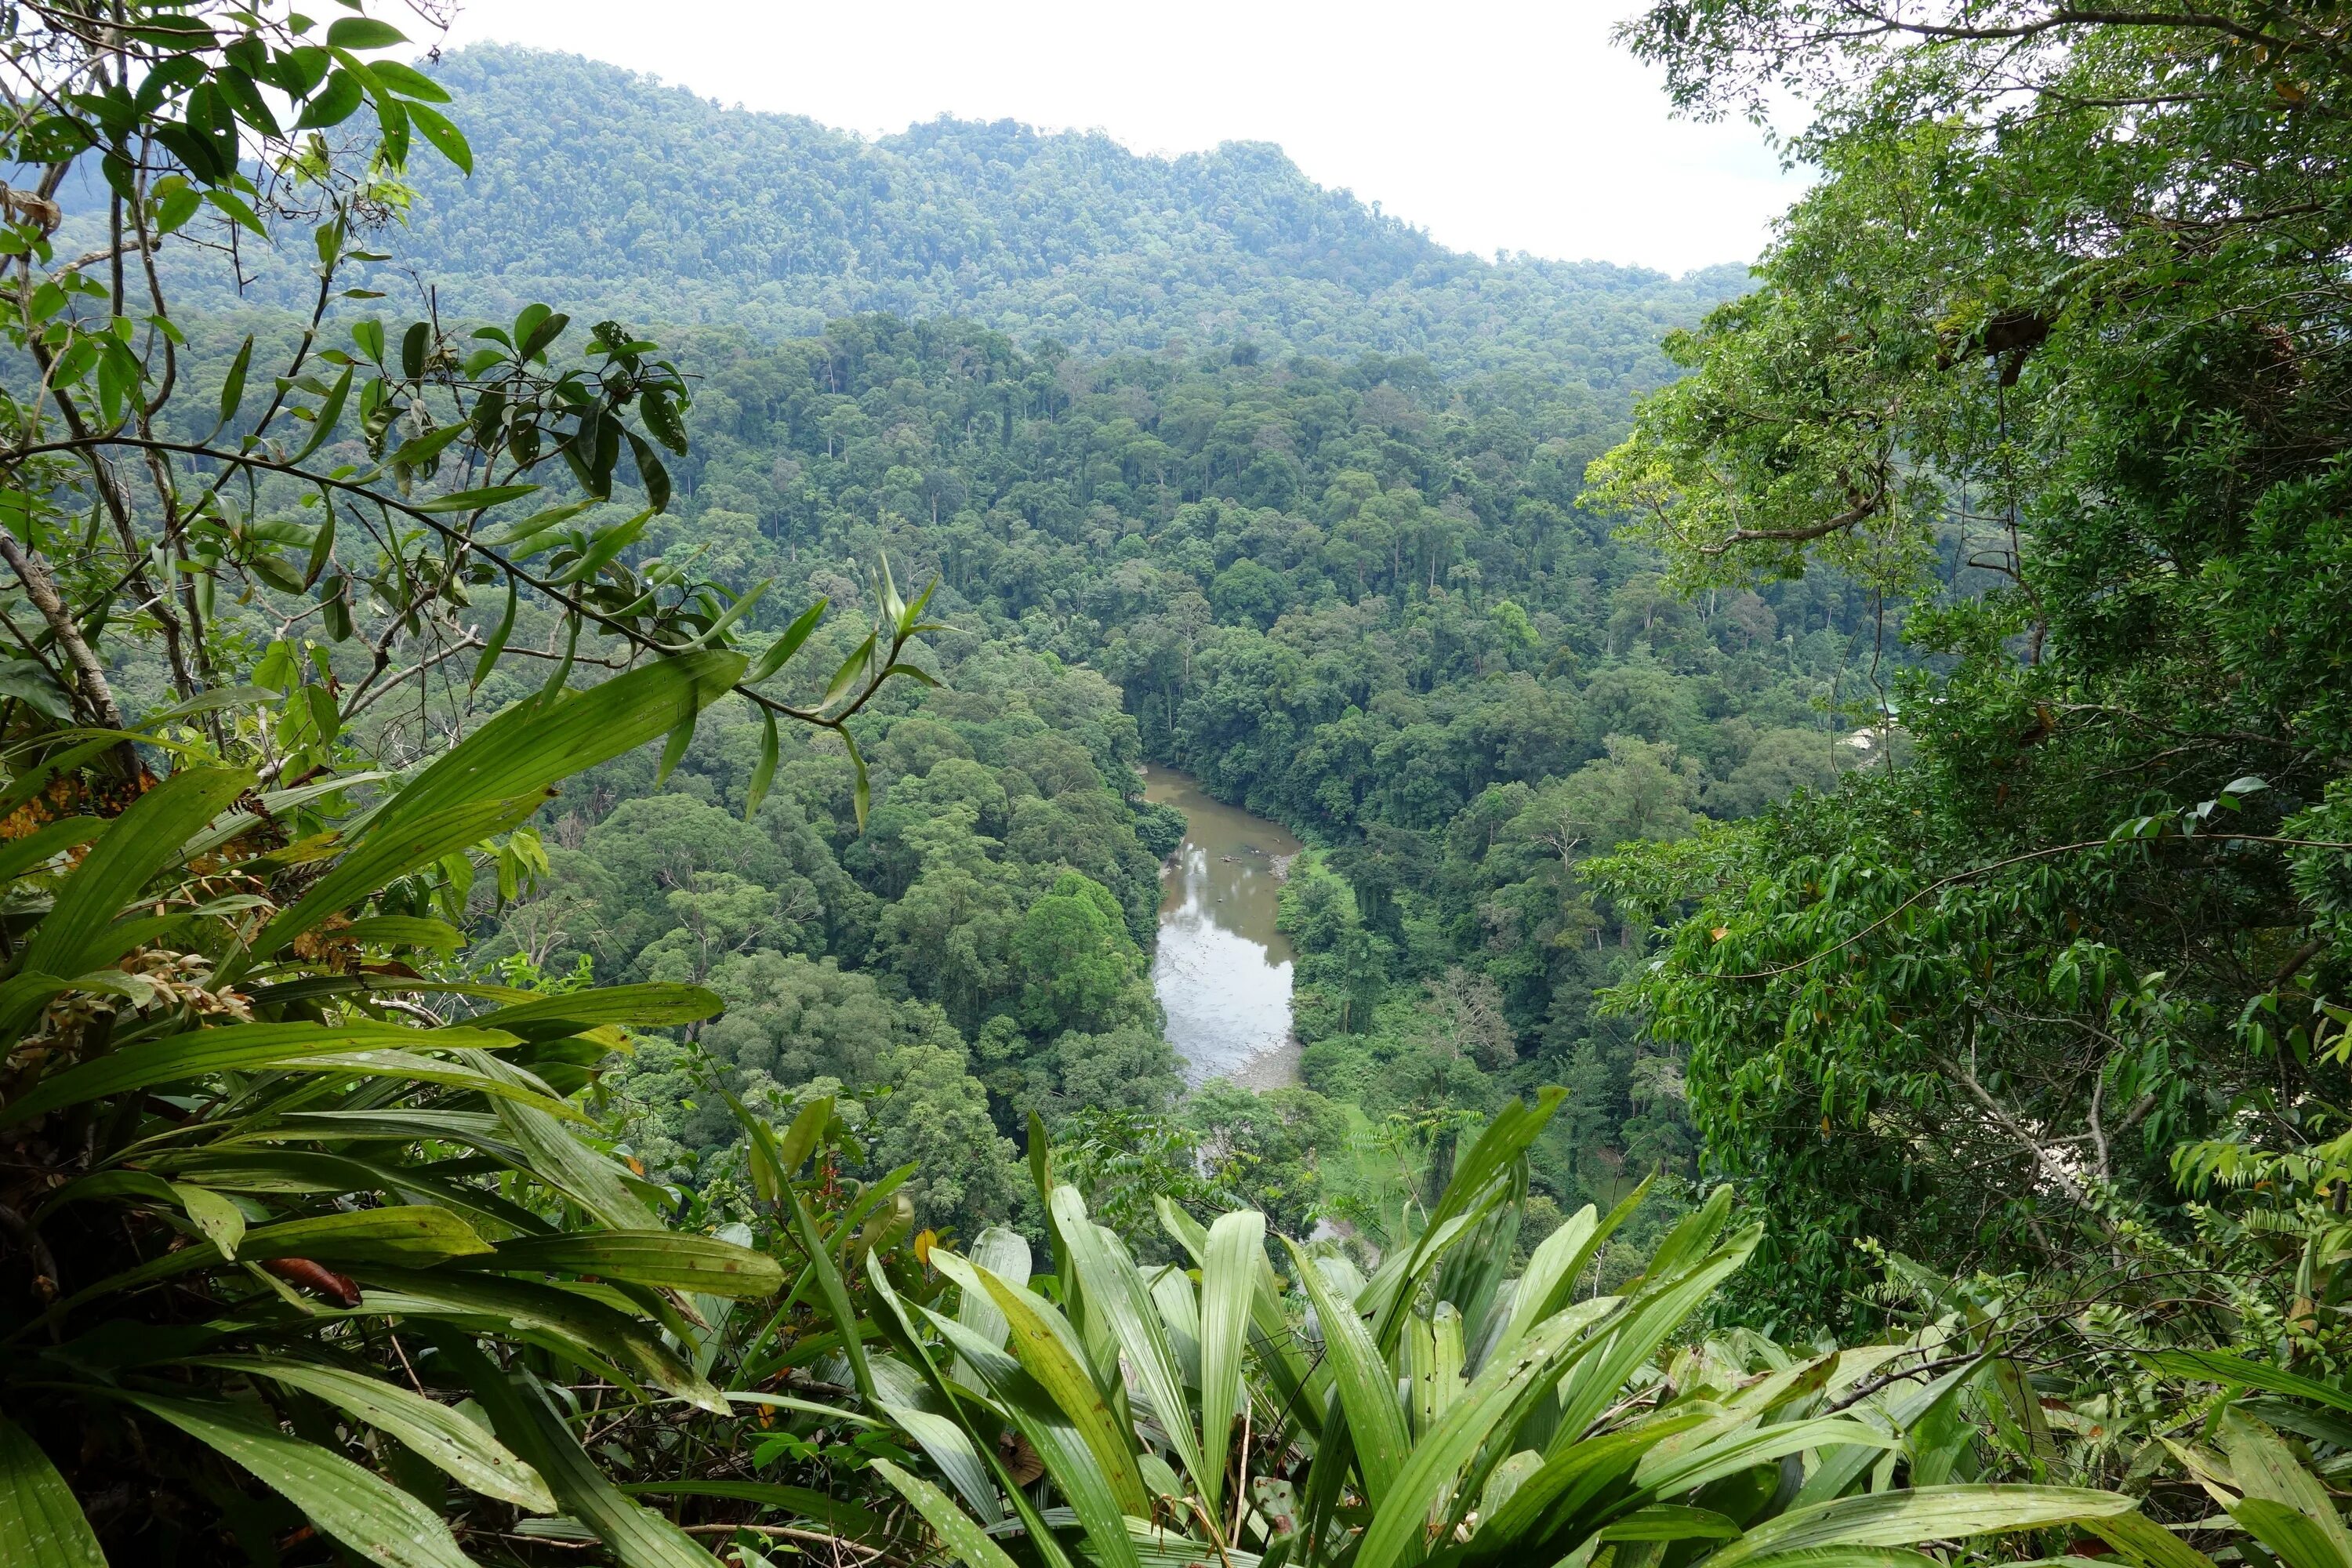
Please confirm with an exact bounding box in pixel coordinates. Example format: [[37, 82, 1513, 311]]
[[123, 45, 1748, 382]]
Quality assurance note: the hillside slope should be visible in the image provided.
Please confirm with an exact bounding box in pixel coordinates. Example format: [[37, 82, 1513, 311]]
[[138, 46, 1744, 381]]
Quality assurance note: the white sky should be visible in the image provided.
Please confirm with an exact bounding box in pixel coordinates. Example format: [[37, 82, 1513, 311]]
[[430, 0, 1805, 275]]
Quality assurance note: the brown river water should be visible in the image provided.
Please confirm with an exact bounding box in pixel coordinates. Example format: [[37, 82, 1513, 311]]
[[1142, 764, 1303, 1087]]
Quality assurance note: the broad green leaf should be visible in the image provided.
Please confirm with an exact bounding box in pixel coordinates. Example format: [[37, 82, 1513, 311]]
[[18, 766, 250, 981], [1791, 1351, 1981, 1508], [214, 334, 254, 434], [619, 1480, 877, 1538], [482, 1070, 662, 1231], [1479, 1410, 1715, 1552], [247, 1205, 491, 1264], [1502, 1174, 1652, 1357], [170, 1183, 246, 1260], [0, 816, 106, 885], [921, 1305, 1145, 1568], [2219, 1410, 2352, 1568], [256, 792, 548, 954], [361, 651, 743, 844], [471, 580, 518, 690], [1600, 1504, 1741, 1541], [870, 1457, 1022, 1568], [750, 597, 827, 682], [427, 1333, 710, 1568], [939, 1250, 1150, 1519], [2148, 1351, 2352, 1415], [325, 16, 407, 48], [0, 1021, 517, 1129], [951, 1224, 1029, 1385], [1287, 1233, 1410, 1508], [120, 1393, 473, 1568], [271, 1049, 583, 1120], [1053, 1186, 1206, 1501], [0, 1413, 105, 1568], [1708, 1486, 2139, 1568], [404, 102, 472, 174], [466, 982, 722, 1041], [483, 497, 598, 550], [746, 706, 780, 818], [1199, 1208, 1264, 1515], [1355, 1292, 1632, 1568], [1551, 1234, 1758, 1444], [789, 1185, 877, 1405], [198, 1356, 555, 1512], [1738, 1553, 1945, 1568], [2084, 1511, 2225, 1568], [289, 365, 353, 463], [880, 1402, 1001, 1524], [2230, 1499, 2350, 1568], [1636, 1417, 1899, 1497], [477, 1231, 783, 1297], [415, 482, 537, 514], [354, 1266, 724, 1411]]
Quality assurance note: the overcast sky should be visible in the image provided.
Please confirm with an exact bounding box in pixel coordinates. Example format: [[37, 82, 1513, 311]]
[[430, 1, 1804, 276]]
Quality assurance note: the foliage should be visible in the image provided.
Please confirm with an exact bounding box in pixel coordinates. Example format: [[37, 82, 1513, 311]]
[[842, 1094, 2161, 1568], [1587, 0, 2352, 1325]]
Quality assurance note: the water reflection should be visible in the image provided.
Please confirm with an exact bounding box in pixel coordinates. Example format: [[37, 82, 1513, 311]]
[[1144, 764, 1302, 1083]]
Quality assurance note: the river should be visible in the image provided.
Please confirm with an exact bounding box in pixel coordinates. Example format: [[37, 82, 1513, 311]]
[[1142, 764, 1303, 1087]]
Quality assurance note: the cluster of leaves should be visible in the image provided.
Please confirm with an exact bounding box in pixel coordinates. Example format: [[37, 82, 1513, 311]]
[[1577, 0, 2352, 1323]]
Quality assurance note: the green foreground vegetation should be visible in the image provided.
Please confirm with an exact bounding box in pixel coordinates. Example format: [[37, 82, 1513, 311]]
[[4, 3, 2352, 1568]]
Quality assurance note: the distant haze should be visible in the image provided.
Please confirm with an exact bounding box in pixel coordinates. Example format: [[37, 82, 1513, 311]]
[[435, 0, 1802, 275]]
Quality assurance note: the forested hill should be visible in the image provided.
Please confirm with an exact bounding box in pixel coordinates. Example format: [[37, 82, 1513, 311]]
[[138, 45, 1747, 377]]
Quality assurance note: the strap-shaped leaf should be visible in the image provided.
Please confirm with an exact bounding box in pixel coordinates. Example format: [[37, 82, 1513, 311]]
[[198, 1356, 554, 1512], [0, 816, 107, 885], [1198, 1209, 1264, 1516], [789, 1184, 877, 1405], [354, 1265, 726, 1411], [1599, 1504, 1740, 1541], [2084, 1510, 2225, 1568], [1636, 1417, 1898, 1497], [362, 650, 743, 844], [1550, 1233, 1758, 1443], [1476, 1410, 1714, 1555], [0, 1413, 104, 1568], [1708, 1486, 2139, 1568], [1052, 1186, 1205, 1501], [2220, 1410, 2352, 1568], [880, 1401, 1003, 1524], [870, 1457, 1022, 1568], [962, 1252, 1150, 1518], [476, 1056, 661, 1229], [474, 1230, 782, 1297], [618, 1479, 877, 1538], [19, 766, 251, 981], [2145, 1350, 2352, 1414], [256, 792, 547, 954], [0, 1021, 516, 1129], [1367, 1088, 1564, 1348], [1287, 1234, 1410, 1508], [1356, 1289, 1637, 1568], [120, 1392, 474, 1568], [922, 1305, 1146, 1568], [426, 1333, 710, 1568], [2232, 1499, 2351, 1568], [1501, 1174, 1653, 1358], [464, 983, 724, 1041]]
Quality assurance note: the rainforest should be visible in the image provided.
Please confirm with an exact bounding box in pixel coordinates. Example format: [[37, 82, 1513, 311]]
[[4, 6, 2352, 1568]]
